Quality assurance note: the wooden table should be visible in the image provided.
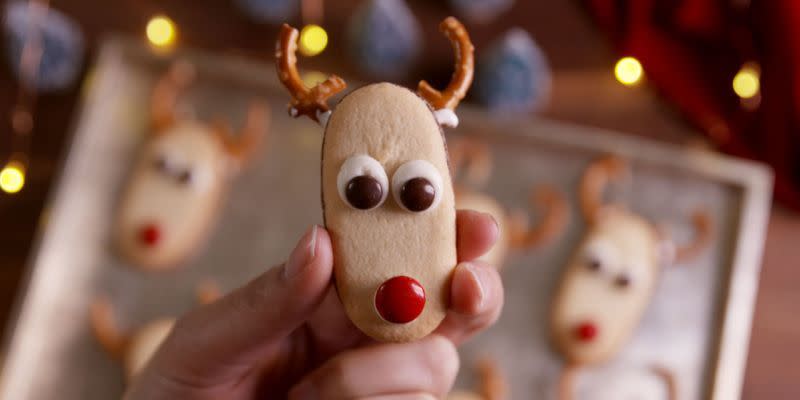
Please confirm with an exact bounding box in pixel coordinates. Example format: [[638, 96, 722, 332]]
[[0, 1, 797, 397]]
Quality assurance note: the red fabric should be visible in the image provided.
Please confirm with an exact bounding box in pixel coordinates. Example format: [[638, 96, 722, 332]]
[[584, 0, 800, 210]]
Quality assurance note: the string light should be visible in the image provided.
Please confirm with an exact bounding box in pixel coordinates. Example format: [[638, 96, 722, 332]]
[[614, 56, 644, 86], [302, 71, 329, 87], [299, 24, 328, 56], [733, 63, 760, 99], [0, 161, 25, 194], [146, 15, 177, 48]]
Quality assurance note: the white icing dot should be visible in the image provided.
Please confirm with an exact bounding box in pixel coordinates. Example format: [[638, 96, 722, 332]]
[[433, 108, 459, 128], [317, 109, 331, 127]]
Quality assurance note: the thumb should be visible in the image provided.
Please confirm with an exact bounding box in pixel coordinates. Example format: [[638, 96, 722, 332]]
[[154, 225, 333, 381]]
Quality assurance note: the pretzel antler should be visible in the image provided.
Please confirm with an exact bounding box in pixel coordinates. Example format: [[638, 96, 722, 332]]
[[418, 17, 474, 112], [580, 155, 628, 225], [449, 137, 492, 186], [674, 209, 713, 263], [509, 185, 569, 249], [90, 296, 130, 360], [213, 101, 270, 165], [477, 359, 508, 400], [276, 24, 346, 123], [151, 61, 195, 133], [195, 279, 223, 305]]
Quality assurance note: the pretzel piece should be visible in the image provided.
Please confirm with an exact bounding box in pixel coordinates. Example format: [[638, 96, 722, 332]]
[[275, 24, 346, 122]]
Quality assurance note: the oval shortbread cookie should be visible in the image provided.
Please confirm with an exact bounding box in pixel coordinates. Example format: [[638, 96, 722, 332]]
[[115, 63, 267, 270], [322, 83, 457, 342], [276, 17, 474, 342], [551, 156, 712, 367]]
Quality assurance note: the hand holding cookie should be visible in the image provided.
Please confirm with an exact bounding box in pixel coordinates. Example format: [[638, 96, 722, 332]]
[[124, 210, 503, 399]]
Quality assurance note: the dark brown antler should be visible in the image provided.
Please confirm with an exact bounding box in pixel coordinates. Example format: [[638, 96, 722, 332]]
[[418, 17, 474, 111], [579, 155, 628, 225], [275, 24, 346, 122], [151, 61, 195, 133]]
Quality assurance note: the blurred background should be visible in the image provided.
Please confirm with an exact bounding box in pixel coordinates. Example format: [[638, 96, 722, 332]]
[[0, 0, 797, 397]]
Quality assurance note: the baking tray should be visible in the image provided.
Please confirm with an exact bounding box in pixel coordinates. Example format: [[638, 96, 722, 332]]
[[0, 37, 772, 399]]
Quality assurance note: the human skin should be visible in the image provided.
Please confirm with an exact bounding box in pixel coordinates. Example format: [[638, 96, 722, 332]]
[[125, 209, 503, 400]]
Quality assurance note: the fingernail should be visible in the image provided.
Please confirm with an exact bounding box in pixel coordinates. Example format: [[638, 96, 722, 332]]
[[283, 226, 318, 280], [464, 262, 485, 310], [291, 382, 318, 400]]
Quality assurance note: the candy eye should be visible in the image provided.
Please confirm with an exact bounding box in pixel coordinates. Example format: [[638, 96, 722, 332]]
[[153, 155, 172, 174], [337, 155, 389, 210], [177, 169, 193, 185], [392, 160, 443, 213], [586, 257, 603, 273], [614, 273, 632, 289]]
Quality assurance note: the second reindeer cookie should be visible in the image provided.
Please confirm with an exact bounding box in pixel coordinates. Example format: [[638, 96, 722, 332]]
[[276, 17, 474, 342]]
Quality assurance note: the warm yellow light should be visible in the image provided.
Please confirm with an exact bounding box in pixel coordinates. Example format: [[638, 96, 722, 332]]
[[146, 15, 177, 48], [733, 65, 760, 99], [302, 71, 328, 87], [0, 162, 25, 194], [299, 24, 328, 56], [614, 56, 644, 86]]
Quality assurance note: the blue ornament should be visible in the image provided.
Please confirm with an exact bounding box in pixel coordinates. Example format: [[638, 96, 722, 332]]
[[4, 1, 85, 92], [233, 0, 298, 24], [348, 0, 421, 79], [449, 0, 514, 24], [475, 28, 551, 113]]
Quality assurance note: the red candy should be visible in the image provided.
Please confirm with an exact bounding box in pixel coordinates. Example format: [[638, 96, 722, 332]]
[[139, 223, 161, 247], [374, 276, 426, 324], [575, 321, 598, 342]]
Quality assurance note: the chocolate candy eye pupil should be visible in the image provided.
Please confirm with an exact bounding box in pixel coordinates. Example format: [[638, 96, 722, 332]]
[[178, 169, 193, 185], [400, 177, 436, 212], [615, 274, 631, 288], [346, 175, 383, 210], [154, 156, 169, 173], [587, 258, 602, 272]]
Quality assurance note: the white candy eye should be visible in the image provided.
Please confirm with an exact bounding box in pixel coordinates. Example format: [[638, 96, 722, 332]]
[[392, 160, 443, 213], [337, 155, 389, 210]]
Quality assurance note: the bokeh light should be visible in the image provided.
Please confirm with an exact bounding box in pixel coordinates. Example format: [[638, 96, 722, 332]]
[[0, 161, 25, 194], [299, 24, 328, 56], [146, 15, 177, 48], [733, 64, 760, 99], [302, 70, 328, 87], [614, 56, 644, 86]]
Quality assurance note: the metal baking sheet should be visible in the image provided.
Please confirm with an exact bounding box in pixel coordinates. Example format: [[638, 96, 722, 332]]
[[0, 38, 772, 399]]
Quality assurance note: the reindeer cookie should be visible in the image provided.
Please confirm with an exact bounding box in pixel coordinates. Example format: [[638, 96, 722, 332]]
[[276, 17, 472, 342], [115, 62, 268, 270], [450, 137, 567, 268], [551, 155, 712, 399], [90, 281, 221, 381]]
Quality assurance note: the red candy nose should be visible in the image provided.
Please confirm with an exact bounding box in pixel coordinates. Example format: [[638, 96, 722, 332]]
[[575, 321, 598, 342], [139, 223, 161, 247], [375, 276, 426, 324]]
